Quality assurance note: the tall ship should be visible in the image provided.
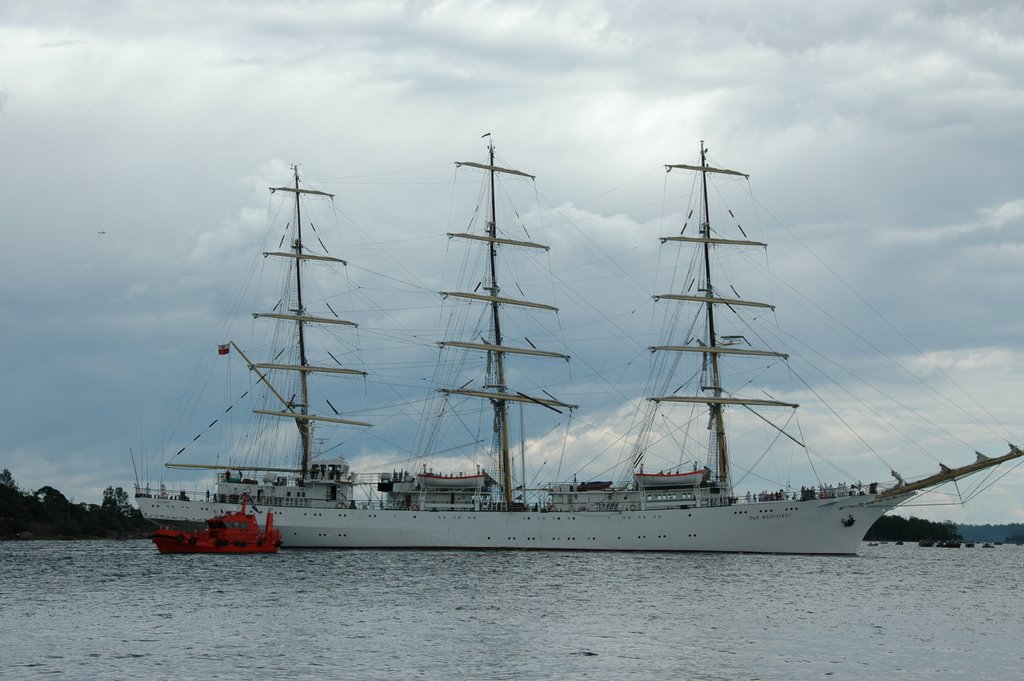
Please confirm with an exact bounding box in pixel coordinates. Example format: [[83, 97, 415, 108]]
[[136, 145, 1023, 554]]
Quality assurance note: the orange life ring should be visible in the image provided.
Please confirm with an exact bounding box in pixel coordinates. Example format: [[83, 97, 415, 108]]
[[628, 504, 637, 511]]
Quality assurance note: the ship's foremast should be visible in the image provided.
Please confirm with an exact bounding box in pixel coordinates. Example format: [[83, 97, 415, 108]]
[[260, 166, 370, 482], [292, 169, 313, 479]]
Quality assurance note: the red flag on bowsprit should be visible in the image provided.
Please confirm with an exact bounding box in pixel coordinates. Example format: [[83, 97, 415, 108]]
[[217, 344, 230, 355]]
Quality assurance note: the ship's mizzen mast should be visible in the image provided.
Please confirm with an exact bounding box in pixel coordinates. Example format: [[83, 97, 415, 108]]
[[443, 141, 575, 506], [649, 142, 794, 489]]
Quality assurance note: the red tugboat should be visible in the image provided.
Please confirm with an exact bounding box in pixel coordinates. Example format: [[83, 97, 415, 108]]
[[150, 497, 282, 554]]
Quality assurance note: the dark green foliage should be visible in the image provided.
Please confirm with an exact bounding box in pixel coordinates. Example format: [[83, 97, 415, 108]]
[[0, 470, 151, 539], [0, 468, 16, 489], [956, 523, 1024, 543], [865, 514, 962, 542]]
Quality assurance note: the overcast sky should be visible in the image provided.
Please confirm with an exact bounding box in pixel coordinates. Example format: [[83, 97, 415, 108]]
[[2, 0, 1023, 524]]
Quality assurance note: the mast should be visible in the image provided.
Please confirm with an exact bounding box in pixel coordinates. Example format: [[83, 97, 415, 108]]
[[170, 167, 371, 480], [260, 167, 371, 482], [698, 142, 730, 485], [443, 140, 575, 508], [292, 166, 314, 481], [646, 145, 794, 490], [484, 141, 515, 506]]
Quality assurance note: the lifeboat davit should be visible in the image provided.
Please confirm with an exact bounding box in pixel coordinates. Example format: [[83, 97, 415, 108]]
[[150, 497, 282, 554]]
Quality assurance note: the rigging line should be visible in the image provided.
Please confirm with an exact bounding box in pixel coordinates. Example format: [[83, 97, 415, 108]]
[[310, 163, 453, 182], [564, 409, 651, 480], [740, 291, 955, 459], [160, 196, 280, 455], [531, 190, 657, 301], [731, 420, 794, 491], [634, 409, 707, 468], [786, 366, 893, 470], [768, 322, 961, 460], [959, 456, 1024, 503], [658, 411, 698, 459], [553, 409, 575, 484], [165, 388, 253, 462], [570, 166, 667, 211], [751, 196, 1014, 444], [552, 415, 625, 481], [726, 242, 973, 451], [327, 228, 429, 298], [740, 404, 803, 447]]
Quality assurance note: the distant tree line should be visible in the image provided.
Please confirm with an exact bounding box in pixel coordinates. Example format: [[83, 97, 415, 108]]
[[0, 468, 151, 540], [864, 514, 961, 542], [956, 522, 1024, 544]]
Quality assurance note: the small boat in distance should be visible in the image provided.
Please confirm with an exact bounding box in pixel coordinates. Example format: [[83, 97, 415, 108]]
[[150, 497, 281, 554]]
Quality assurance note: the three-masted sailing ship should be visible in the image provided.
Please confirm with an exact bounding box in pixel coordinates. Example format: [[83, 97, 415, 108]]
[[136, 146, 1023, 554]]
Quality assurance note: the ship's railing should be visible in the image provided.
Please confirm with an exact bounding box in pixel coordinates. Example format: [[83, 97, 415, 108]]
[[351, 472, 384, 485], [134, 483, 192, 501], [372, 499, 547, 513], [210, 493, 317, 509], [739, 483, 871, 504]]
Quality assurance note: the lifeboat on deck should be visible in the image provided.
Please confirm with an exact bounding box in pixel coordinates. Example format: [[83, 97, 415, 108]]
[[150, 497, 282, 554], [416, 470, 496, 489], [634, 469, 705, 488]]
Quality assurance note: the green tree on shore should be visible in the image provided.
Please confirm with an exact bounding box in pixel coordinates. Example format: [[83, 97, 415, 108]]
[[864, 514, 961, 542], [0, 469, 151, 540]]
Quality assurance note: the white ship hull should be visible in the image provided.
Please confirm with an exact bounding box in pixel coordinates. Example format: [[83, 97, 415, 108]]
[[137, 492, 908, 555]]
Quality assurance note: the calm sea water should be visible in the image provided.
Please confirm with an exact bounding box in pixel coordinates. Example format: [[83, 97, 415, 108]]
[[2, 541, 1021, 680]]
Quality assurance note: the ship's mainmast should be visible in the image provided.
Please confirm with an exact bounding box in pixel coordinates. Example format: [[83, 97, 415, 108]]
[[484, 142, 514, 502], [441, 141, 575, 507]]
